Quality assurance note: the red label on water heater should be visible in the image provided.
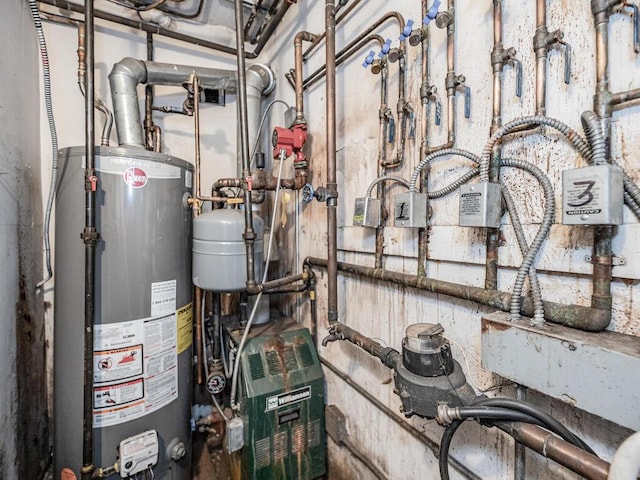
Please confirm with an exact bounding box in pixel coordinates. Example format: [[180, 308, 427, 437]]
[[123, 167, 148, 188]]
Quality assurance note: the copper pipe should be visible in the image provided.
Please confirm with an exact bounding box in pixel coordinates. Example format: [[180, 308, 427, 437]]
[[591, 3, 617, 314], [375, 64, 389, 269], [425, 2, 456, 155], [326, 0, 339, 324], [302, 0, 364, 59], [498, 422, 610, 480], [486, 0, 505, 291], [417, 0, 432, 276], [303, 13, 404, 90], [305, 257, 612, 331], [194, 286, 203, 384], [610, 86, 640, 106], [534, 0, 547, 115], [37, 0, 285, 59], [144, 32, 155, 151], [294, 31, 318, 124], [304, 34, 385, 90]]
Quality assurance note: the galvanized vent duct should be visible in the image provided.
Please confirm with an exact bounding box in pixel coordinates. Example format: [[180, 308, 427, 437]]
[[109, 57, 274, 149]]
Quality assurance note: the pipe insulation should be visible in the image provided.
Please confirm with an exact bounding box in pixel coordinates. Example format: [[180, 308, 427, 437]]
[[108, 58, 274, 148], [608, 432, 640, 480]]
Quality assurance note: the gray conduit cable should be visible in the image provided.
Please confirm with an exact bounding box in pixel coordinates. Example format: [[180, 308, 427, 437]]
[[428, 169, 479, 199], [409, 148, 481, 192], [30, 0, 58, 289], [501, 158, 555, 323], [480, 116, 592, 183], [582, 110, 640, 219], [501, 184, 545, 323], [365, 175, 410, 197]]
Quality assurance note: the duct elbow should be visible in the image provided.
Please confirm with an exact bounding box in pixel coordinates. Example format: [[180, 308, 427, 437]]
[[110, 57, 148, 82], [109, 57, 148, 148], [246, 64, 276, 96]]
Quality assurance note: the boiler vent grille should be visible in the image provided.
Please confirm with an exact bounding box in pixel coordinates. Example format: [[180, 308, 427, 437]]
[[254, 437, 271, 469]]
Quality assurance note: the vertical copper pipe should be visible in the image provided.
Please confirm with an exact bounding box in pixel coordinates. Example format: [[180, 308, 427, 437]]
[[486, 0, 503, 291], [425, 1, 456, 154], [144, 32, 154, 151], [535, 0, 547, 115], [499, 422, 610, 480], [302, 0, 364, 59], [591, 5, 614, 313], [294, 31, 317, 124], [446, 7, 455, 146], [375, 65, 389, 269], [194, 286, 203, 384], [326, 0, 338, 324], [417, 0, 431, 276], [234, 0, 257, 288], [81, 0, 96, 477]]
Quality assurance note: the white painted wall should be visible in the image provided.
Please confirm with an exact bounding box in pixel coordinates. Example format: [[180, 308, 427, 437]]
[[38, 0, 640, 479], [258, 1, 640, 479]]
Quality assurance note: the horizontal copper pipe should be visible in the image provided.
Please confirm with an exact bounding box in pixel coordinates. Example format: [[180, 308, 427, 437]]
[[498, 422, 610, 480], [305, 258, 611, 332]]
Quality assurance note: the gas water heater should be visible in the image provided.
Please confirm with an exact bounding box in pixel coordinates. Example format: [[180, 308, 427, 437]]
[[54, 147, 194, 479]]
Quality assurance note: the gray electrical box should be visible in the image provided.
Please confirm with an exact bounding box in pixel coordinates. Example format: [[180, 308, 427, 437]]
[[394, 192, 429, 228], [353, 197, 381, 227], [562, 164, 623, 225], [459, 182, 502, 228]]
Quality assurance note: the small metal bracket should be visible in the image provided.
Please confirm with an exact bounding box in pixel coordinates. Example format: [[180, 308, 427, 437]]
[[585, 254, 627, 266]]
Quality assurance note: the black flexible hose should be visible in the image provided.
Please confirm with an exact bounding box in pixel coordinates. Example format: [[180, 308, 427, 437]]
[[471, 398, 595, 454], [439, 410, 545, 480]]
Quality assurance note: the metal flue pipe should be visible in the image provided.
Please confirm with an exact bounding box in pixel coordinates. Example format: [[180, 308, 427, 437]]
[[108, 58, 274, 149]]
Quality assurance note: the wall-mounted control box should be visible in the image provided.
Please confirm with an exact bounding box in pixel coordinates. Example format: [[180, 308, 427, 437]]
[[562, 164, 623, 225], [353, 197, 381, 227], [394, 192, 428, 228], [119, 430, 159, 478], [459, 182, 502, 228]]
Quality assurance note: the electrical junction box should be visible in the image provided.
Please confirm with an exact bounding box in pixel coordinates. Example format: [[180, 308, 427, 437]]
[[394, 192, 429, 228], [562, 164, 623, 225], [229, 317, 326, 480], [118, 430, 159, 478], [459, 182, 502, 228], [226, 416, 245, 453], [353, 197, 381, 227]]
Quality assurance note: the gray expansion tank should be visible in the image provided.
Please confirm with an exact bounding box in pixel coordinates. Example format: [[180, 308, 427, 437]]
[[54, 146, 194, 480]]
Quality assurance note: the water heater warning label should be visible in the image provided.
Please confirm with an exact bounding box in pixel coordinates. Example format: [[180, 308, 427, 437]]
[[93, 313, 178, 428]]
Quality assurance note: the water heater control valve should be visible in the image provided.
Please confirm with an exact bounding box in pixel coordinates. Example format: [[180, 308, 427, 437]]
[[272, 124, 307, 167], [119, 430, 159, 478]]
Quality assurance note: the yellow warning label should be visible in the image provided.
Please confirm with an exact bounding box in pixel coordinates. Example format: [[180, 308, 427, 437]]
[[176, 303, 193, 354]]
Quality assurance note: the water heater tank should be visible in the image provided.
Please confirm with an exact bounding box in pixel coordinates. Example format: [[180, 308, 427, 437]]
[[192, 208, 264, 291], [54, 146, 193, 480]]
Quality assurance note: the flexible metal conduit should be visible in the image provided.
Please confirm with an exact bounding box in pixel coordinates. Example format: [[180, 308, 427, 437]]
[[306, 257, 611, 331], [500, 159, 555, 324], [501, 186, 544, 325], [30, 0, 58, 289]]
